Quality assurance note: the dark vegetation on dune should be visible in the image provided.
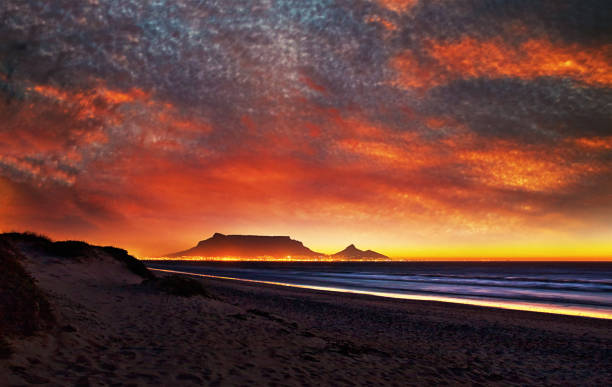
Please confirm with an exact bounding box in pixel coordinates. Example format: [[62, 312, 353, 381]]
[[0, 232, 210, 359], [101, 246, 155, 280], [1, 232, 153, 279], [0, 239, 55, 358], [46, 240, 92, 260], [144, 275, 211, 298], [0, 232, 156, 357]]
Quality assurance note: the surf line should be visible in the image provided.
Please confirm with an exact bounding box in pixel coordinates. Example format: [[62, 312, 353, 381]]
[[148, 267, 612, 320]]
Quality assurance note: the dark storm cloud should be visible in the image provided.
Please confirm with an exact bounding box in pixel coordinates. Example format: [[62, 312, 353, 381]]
[[469, 0, 611, 45], [1, 0, 609, 156], [401, 0, 612, 45], [424, 78, 612, 141], [2, 1, 258, 110], [0, 1, 395, 120]]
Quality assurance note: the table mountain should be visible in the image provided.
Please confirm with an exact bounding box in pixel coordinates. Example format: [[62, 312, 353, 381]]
[[166, 233, 324, 258]]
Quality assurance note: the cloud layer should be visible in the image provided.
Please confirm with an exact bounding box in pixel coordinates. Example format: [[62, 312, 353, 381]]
[[1, 0, 611, 256]]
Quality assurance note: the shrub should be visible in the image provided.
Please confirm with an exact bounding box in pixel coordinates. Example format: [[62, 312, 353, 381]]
[[1, 232, 53, 255], [0, 231, 52, 244], [101, 246, 155, 279], [47, 240, 91, 260], [146, 275, 210, 297], [0, 232, 154, 279], [0, 233, 87, 260]]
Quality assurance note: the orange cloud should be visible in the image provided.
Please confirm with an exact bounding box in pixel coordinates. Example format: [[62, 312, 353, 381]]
[[99, 87, 148, 104], [3, 83, 611, 257], [393, 37, 612, 90], [458, 141, 604, 192], [365, 15, 398, 31], [391, 52, 444, 90], [429, 37, 612, 88], [573, 136, 612, 150], [337, 139, 404, 163], [334, 134, 439, 171], [0, 151, 77, 186], [376, 0, 417, 13], [460, 148, 569, 192], [32, 82, 212, 145], [33, 84, 150, 121]]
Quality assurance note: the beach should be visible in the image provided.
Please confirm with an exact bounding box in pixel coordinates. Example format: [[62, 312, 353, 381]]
[[2, 248, 611, 386]]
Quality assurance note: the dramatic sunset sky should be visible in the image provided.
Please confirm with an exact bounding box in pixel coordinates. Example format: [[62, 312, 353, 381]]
[[1, 1, 611, 259]]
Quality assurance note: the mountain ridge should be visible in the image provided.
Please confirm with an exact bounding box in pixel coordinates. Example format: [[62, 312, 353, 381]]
[[167, 233, 324, 258], [331, 244, 389, 259], [165, 233, 389, 260]]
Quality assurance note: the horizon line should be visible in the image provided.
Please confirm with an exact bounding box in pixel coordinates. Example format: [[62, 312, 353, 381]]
[[3, 230, 611, 261], [141, 256, 612, 262]]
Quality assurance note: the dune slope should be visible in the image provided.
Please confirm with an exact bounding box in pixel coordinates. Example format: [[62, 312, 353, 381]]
[[1, 233, 611, 385]]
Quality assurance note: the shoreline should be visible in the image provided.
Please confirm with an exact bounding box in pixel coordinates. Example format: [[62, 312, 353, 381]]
[[149, 267, 612, 320], [191, 268, 612, 384]]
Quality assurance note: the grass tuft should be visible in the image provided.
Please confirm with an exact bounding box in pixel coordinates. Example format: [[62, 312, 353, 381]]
[[1, 231, 52, 244], [0, 232, 154, 279]]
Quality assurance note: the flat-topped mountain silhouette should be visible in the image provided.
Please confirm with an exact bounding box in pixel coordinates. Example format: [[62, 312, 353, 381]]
[[167, 233, 324, 258], [165, 233, 390, 260], [332, 244, 388, 259]]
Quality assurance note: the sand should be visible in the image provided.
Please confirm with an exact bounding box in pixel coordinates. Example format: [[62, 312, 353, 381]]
[[2, 253, 611, 386]]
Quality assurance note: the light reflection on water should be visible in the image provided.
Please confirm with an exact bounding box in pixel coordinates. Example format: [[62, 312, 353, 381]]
[[146, 262, 612, 320]]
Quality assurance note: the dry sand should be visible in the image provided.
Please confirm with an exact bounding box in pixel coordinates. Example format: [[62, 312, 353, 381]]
[[2, 251, 611, 386]]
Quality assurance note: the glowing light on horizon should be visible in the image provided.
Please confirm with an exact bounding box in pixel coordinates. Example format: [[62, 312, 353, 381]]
[[143, 255, 392, 262]]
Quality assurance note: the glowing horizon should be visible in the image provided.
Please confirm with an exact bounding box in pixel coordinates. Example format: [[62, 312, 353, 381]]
[[136, 232, 612, 261], [1, 1, 611, 259]]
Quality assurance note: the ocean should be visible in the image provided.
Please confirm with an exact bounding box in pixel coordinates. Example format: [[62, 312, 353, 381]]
[[146, 261, 612, 319]]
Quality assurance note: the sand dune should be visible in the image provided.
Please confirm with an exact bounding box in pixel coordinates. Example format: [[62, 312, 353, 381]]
[[1, 235, 611, 385]]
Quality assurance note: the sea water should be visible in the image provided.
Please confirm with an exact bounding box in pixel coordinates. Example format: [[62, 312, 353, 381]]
[[146, 261, 612, 319]]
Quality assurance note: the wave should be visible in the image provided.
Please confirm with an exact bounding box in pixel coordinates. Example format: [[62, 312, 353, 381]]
[[147, 262, 612, 311]]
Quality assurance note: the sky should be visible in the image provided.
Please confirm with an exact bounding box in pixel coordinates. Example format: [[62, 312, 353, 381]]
[[1, 0, 611, 259]]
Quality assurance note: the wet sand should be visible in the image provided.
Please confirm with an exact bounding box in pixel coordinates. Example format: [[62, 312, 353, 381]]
[[2, 255, 611, 386]]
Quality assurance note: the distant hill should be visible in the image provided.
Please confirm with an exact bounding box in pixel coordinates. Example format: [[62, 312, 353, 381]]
[[332, 244, 388, 260], [166, 233, 324, 258]]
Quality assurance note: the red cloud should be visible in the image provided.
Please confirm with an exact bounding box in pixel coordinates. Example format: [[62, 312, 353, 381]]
[[2, 83, 611, 256], [376, 0, 417, 13], [392, 37, 612, 90]]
